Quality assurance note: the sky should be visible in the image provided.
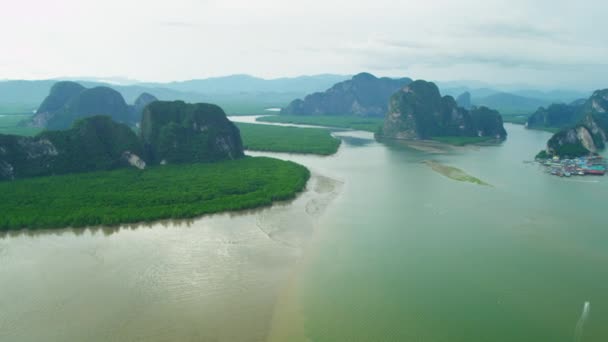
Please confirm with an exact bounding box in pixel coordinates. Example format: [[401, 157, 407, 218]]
[[1, 0, 607, 90]]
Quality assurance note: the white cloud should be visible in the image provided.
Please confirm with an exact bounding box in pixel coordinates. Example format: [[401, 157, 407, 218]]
[[0, 0, 607, 89]]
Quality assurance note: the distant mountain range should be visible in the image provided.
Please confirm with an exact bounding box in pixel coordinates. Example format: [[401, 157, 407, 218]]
[[139, 74, 350, 94], [0, 75, 351, 115], [0, 74, 593, 116], [440, 85, 590, 114]]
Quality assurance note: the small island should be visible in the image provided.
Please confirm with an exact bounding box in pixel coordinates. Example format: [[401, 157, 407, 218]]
[[378, 80, 507, 145], [534, 89, 608, 177]]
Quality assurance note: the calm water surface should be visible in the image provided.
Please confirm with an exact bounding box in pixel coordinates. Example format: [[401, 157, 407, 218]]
[[1, 121, 607, 341]]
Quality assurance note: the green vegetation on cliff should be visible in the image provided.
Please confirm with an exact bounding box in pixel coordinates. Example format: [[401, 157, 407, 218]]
[[544, 122, 600, 158], [257, 115, 383, 132], [0, 157, 309, 231], [31, 85, 132, 129], [140, 101, 244, 164], [541, 89, 608, 158], [282, 72, 412, 117], [236, 122, 341, 155], [26, 81, 161, 129], [0, 116, 143, 180], [36, 81, 86, 115], [381, 80, 507, 141]]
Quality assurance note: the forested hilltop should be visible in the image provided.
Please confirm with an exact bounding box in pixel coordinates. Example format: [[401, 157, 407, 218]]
[[0, 101, 244, 181], [282, 72, 412, 117], [0, 116, 143, 180], [23, 81, 157, 129], [537, 89, 608, 158], [141, 101, 244, 164], [379, 80, 507, 142], [0, 99, 311, 230]]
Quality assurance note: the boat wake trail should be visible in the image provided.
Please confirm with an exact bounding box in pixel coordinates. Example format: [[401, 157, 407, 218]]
[[574, 301, 590, 342]]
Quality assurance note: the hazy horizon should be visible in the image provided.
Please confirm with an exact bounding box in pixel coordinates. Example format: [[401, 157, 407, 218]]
[[2, 0, 607, 90]]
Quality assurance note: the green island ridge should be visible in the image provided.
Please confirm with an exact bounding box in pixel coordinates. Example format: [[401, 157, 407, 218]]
[[257, 115, 384, 132], [423, 160, 491, 186], [0, 157, 309, 231], [536, 89, 608, 158], [236, 122, 341, 155], [0, 100, 245, 181]]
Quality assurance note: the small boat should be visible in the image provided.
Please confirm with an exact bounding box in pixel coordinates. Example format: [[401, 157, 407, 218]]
[[586, 169, 606, 175]]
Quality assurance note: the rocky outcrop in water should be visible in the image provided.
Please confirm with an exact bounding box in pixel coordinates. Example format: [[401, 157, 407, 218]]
[[0, 116, 144, 180], [542, 89, 608, 157], [380, 80, 507, 140], [282, 72, 412, 117], [140, 101, 244, 164]]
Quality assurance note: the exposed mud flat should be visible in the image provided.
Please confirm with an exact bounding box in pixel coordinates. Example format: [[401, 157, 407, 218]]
[[0, 173, 343, 342]]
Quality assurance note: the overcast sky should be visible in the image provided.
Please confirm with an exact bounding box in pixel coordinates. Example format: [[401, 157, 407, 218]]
[[1, 0, 607, 89]]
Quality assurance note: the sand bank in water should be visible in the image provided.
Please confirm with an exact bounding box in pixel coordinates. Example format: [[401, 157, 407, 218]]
[[423, 160, 491, 186]]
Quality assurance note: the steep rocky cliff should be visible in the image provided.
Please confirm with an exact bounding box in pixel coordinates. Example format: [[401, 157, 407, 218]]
[[0, 116, 144, 181], [29, 81, 86, 127], [542, 89, 608, 157], [47, 87, 131, 129], [380, 80, 507, 140], [27, 82, 150, 129], [140, 101, 244, 164], [282, 72, 412, 117], [28, 83, 132, 129]]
